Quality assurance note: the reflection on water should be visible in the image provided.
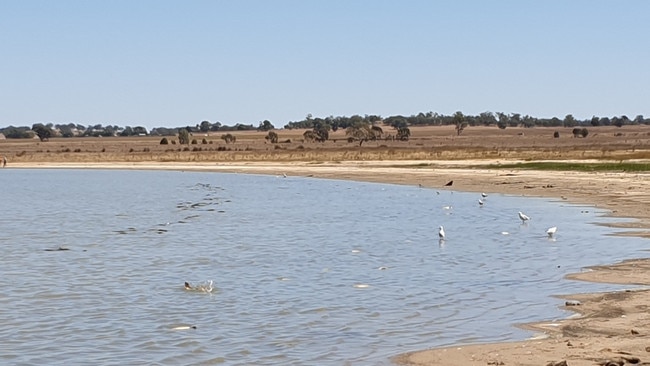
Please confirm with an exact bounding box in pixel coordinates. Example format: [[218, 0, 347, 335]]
[[0, 169, 647, 365]]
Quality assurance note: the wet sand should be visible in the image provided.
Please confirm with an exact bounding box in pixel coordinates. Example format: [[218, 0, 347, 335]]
[[9, 159, 650, 366]]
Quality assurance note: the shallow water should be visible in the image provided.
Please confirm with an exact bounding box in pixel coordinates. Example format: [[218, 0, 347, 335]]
[[0, 169, 647, 365]]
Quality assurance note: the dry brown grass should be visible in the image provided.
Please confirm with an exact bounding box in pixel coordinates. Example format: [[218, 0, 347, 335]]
[[2, 125, 649, 164]]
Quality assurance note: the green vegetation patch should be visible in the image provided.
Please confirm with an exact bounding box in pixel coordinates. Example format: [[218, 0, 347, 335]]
[[384, 163, 435, 168], [480, 161, 650, 172]]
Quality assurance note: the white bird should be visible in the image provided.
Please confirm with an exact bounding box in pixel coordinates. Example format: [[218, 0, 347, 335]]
[[282, 173, 287, 178], [518, 211, 531, 223], [184, 280, 214, 293], [438, 226, 446, 239], [546, 226, 557, 238], [481, 192, 488, 198], [478, 199, 484, 206]]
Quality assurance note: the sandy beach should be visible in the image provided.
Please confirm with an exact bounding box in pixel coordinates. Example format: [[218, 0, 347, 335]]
[[9, 158, 650, 365]]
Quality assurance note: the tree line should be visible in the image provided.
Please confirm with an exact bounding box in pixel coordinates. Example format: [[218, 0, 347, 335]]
[[283, 112, 649, 130], [1, 112, 647, 142]]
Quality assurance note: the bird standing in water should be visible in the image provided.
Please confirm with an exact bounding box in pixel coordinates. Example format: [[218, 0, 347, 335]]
[[546, 226, 557, 238]]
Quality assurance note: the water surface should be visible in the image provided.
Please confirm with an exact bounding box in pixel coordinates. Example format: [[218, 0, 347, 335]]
[[0, 169, 647, 365]]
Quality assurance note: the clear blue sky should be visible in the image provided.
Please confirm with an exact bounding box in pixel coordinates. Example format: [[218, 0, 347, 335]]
[[1, 0, 648, 130]]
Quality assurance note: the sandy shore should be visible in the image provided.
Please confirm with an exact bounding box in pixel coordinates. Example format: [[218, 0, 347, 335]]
[[9, 159, 650, 365]]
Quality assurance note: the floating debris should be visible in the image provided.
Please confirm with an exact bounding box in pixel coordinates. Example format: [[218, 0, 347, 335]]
[[44, 247, 70, 252]]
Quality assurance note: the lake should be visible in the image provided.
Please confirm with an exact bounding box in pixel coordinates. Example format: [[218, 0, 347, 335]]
[[0, 169, 647, 365]]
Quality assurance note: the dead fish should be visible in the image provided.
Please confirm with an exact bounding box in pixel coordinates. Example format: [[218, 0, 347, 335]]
[[172, 325, 197, 330], [45, 247, 70, 252]]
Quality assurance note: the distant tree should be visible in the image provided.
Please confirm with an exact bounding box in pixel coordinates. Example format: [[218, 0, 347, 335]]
[[496, 112, 509, 129], [200, 121, 211, 132], [371, 125, 383, 139], [312, 119, 330, 142], [453, 111, 467, 136], [478, 111, 496, 126], [563, 114, 577, 128], [58, 125, 75, 137], [2, 126, 31, 138], [160, 137, 169, 145], [103, 125, 118, 136], [329, 116, 340, 132], [209, 122, 222, 131], [235, 123, 255, 131], [221, 133, 236, 144], [366, 115, 382, 123], [621, 115, 630, 125], [396, 126, 411, 141], [549, 117, 562, 127], [120, 126, 134, 137], [388, 117, 408, 129], [346, 122, 372, 146], [178, 129, 190, 144], [303, 130, 318, 142], [508, 113, 521, 127], [265, 131, 279, 143], [258, 120, 275, 131], [590, 116, 600, 126], [133, 126, 148, 135], [521, 115, 536, 128], [509, 113, 521, 128], [32, 123, 52, 141], [612, 117, 624, 128], [633, 115, 644, 125]]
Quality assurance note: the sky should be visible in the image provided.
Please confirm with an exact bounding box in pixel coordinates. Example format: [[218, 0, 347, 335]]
[[1, 0, 648, 130]]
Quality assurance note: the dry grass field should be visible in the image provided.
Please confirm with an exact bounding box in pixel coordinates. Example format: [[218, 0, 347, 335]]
[[1, 125, 650, 164]]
